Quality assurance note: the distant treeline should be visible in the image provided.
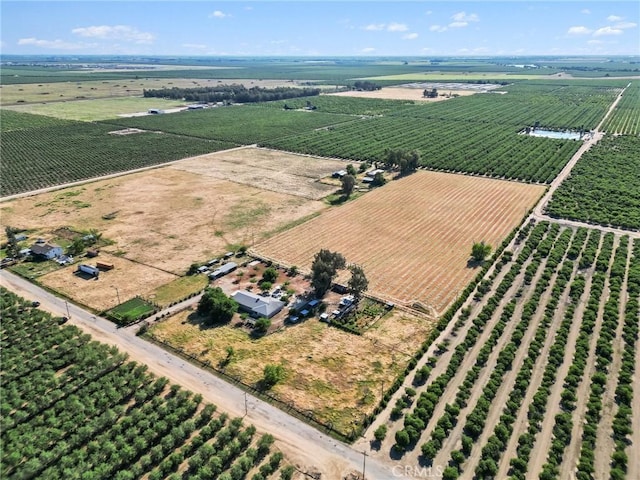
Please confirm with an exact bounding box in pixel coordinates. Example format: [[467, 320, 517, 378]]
[[352, 81, 382, 91], [142, 84, 321, 104]]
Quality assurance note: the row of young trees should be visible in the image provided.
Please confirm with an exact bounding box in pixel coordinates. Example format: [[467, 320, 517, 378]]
[[390, 222, 552, 453], [0, 289, 294, 479], [537, 233, 616, 479], [420, 226, 573, 475], [382, 222, 636, 480]]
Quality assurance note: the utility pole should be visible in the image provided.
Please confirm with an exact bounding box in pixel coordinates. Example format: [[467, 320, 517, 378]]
[[112, 285, 121, 305], [362, 450, 368, 480], [244, 391, 248, 417], [65, 300, 71, 319]]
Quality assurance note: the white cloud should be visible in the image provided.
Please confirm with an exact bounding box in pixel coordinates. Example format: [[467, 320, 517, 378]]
[[362, 22, 408, 33], [581, 9, 591, 14], [182, 43, 207, 50], [72, 25, 154, 44], [209, 10, 228, 19], [18, 37, 91, 50], [448, 11, 478, 29], [244, 6, 253, 11], [430, 25, 447, 33], [387, 23, 409, 32], [403, 33, 419, 40], [451, 12, 479, 23], [594, 26, 624, 36], [587, 39, 604, 45], [614, 21, 637, 29], [425, 10, 433, 16], [361, 47, 376, 53], [567, 26, 593, 35], [607, 15, 623, 22]]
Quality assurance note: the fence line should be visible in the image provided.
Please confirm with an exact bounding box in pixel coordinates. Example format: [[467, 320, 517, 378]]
[[143, 334, 359, 443]]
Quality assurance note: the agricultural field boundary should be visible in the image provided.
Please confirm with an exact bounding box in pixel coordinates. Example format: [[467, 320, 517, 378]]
[[0, 269, 403, 479]]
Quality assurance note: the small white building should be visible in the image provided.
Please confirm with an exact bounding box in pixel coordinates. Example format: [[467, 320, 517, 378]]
[[366, 169, 385, 177]]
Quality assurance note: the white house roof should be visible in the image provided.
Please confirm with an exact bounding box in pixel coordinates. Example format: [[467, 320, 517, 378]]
[[232, 290, 285, 318]]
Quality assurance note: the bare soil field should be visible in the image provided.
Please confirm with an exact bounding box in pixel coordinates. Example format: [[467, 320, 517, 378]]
[[327, 86, 476, 102], [148, 305, 435, 435], [171, 146, 349, 199], [38, 252, 177, 311], [253, 170, 545, 313]]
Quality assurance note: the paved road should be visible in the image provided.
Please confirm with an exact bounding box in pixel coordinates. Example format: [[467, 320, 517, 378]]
[[0, 270, 409, 480]]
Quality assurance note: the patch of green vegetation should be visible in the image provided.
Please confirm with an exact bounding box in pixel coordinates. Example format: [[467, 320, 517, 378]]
[[324, 190, 364, 206], [55, 190, 83, 199], [107, 296, 155, 325], [224, 201, 271, 229], [148, 275, 208, 307], [9, 260, 62, 279], [3, 97, 187, 121]]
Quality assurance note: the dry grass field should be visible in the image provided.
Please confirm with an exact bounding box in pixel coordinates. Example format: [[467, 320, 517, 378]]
[[149, 307, 435, 435], [38, 252, 178, 311], [172, 147, 350, 199], [327, 86, 476, 102], [253, 170, 545, 314], [0, 149, 344, 309], [2, 97, 188, 121]]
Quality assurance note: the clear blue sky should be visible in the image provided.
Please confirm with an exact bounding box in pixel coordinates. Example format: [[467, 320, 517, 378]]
[[1, 1, 638, 56]]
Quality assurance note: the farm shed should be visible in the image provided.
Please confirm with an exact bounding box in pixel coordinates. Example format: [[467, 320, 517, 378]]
[[77, 264, 99, 278], [30, 243, 63, 260], [366, 169, 385, 177], [209, 262, 237, 279], [232, 290, 285, 319]]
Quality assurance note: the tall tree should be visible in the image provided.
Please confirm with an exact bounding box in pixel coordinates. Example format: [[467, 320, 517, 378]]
[[4, 226, 19, 258], [341, 174, 356, 197], [383, 148, 420, 175], [348, 265, 369, 301], [471, 241, 492, 262], [66, 237, 86, 256], [311, 249, 346, 297], [197, 287, 238, 325]]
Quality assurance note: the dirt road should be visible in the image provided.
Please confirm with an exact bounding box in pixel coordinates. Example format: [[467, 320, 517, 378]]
[[0, 270, 405, 480], [531, 82, 639, 242]]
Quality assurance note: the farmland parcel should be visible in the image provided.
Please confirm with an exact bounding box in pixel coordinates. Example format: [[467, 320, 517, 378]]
[[253, 170, 545, 314]]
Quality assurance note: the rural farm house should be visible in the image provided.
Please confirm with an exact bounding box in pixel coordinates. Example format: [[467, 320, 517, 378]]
[[29, 242, 63, 260], [232, 290, 285, 319]]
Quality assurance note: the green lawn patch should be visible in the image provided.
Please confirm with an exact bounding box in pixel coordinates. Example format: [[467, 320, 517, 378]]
[[107, 296, 156, 325]]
